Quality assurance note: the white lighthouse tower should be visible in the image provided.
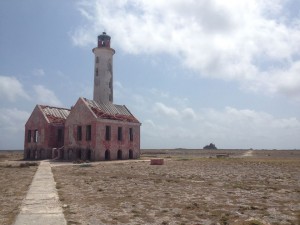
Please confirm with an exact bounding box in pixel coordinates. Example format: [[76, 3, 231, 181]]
[[92, 32, 115, 104]]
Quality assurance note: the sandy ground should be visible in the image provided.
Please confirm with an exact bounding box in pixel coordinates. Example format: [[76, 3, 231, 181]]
[[52, 150, 300, 225], [0, 151, 38, 225]]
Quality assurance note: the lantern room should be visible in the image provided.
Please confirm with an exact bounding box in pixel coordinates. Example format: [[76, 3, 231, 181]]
[[98, 32, 111, 48]]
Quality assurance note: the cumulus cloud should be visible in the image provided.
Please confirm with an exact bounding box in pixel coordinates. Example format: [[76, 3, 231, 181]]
[[0, 108, 30, 132], [154, 102, 198, 121], [113, 83, 299, 149], [144, 102, 300, 149], [72, 0, 300, 100], [154, 102, 180, 119], [33, 85, 63, 107], [0, 108, 30, 149], [0, 76, 30, 101]]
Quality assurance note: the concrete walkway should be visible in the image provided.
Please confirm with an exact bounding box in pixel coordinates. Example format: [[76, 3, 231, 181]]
[[14, 161, 66, 225]]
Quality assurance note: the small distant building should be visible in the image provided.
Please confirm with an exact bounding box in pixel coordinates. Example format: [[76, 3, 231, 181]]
[[24, 32, 141, 161]]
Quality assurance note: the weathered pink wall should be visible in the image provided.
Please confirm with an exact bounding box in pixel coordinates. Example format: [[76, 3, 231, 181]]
[[64, 98, 141, 161], [24, 106, 66, 160]]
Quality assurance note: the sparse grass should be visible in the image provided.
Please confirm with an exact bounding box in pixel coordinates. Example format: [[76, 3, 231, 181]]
[[52, 150, 300, 225], [67, 220, 80, 225], [220, 214, 230, 225], [176, 158, 193, 161], [79, 163, 92, 167], [236, 220, 264, 225]]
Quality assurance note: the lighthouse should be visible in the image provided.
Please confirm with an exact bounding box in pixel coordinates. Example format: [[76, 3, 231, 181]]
[[92, 32, 115, 104], [24, 32, 141, 161]]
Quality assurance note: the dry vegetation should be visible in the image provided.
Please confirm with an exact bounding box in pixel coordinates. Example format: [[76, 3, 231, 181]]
[[0, 151, 38, 225], [52, 150, 300, 225]]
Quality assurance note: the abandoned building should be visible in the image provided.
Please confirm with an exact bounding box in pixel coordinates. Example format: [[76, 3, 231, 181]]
[[24, 32, 141, 161]]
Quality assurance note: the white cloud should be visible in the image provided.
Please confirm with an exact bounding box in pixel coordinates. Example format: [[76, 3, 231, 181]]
[[149, 88, 169, 98], [73, 0, 300, 100], [0, 108, 29, 132], [153, 102, 198, 121], [0, 76, 30, 101], [32, 68, 45, 77], [182, 107, 197, 120], [143, 103, 300, 149], [33, 85, 63, 107], [111, 83, 299, 149], [154, 102, 180, 119], [0, 108, 30, 150]]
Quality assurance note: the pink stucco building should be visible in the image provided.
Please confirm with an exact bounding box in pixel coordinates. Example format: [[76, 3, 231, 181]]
[[24, 32, 141, 161]]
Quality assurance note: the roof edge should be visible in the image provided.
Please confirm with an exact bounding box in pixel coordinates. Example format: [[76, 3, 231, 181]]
[[37, 105, 50, 124], [80, 97, 98, 119]]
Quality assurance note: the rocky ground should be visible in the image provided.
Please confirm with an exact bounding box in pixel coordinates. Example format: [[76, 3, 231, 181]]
[[52, 150, 300, 225], [0, 151, 38, 225]]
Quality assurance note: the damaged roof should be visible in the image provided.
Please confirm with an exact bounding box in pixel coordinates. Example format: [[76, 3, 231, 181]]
[[83, 98, 140, 123], [39, 105, 70, 123]]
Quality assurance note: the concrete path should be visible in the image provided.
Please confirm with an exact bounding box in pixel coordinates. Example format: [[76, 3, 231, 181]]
[[14, 161, 66, 225]]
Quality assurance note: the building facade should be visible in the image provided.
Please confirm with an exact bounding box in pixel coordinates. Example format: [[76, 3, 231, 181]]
[[24, 32, 141, 161], [24, 105, 70, 160]]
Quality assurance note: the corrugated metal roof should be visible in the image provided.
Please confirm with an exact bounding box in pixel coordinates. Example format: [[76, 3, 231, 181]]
[[83, 98, 139, 123], [40, 105, 70, 123]]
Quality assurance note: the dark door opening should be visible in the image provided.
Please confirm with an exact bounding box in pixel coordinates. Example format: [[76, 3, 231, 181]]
[[77, 149, 81, 160], [87, 149, 91, 161], [105, 150, 110, 160], [117, 150, 122, 160], [26, 149, 30, 159], [60, 149, 64, 160], [129, 149, 133, 159]]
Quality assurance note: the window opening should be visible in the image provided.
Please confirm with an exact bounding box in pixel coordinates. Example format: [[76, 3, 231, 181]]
[[105, 126, 111, 141], [118, 127, 122, 141], [57, 128, 63, 142], [33, 129, 38, 143], [129, 128, 133, 141], [86, 125, 92, 141], [27, 130, 31, 143], [77, 126, 82, 141]]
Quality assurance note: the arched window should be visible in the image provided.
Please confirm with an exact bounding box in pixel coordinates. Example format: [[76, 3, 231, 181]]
[[77, 149, 82, 160], [105, 149, 110, 160], [129, 149, 133, 159], [26, 149, 31, 159], [87, 149, 92, 161], [117, 150, 122, 160]]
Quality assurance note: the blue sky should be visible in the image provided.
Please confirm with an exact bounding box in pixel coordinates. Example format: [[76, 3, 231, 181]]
[[1, 0, 300, 150]]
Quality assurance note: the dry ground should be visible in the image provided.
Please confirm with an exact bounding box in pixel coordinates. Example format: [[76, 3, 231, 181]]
[[52, 150, 300, 225], [0, 151, 38, 225]]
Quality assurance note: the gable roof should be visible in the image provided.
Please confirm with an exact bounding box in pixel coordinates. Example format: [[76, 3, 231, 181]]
[[82, 98, 140, 123], [39, 105, 70, 123]]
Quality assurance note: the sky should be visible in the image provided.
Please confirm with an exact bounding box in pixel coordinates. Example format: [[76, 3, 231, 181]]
[[0, 0, 300, 150]]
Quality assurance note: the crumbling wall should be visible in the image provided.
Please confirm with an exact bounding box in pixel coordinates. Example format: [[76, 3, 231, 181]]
[[95, 120, 140, 161], [24, 105, 66, 160], [24, 106, 49, 160]]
